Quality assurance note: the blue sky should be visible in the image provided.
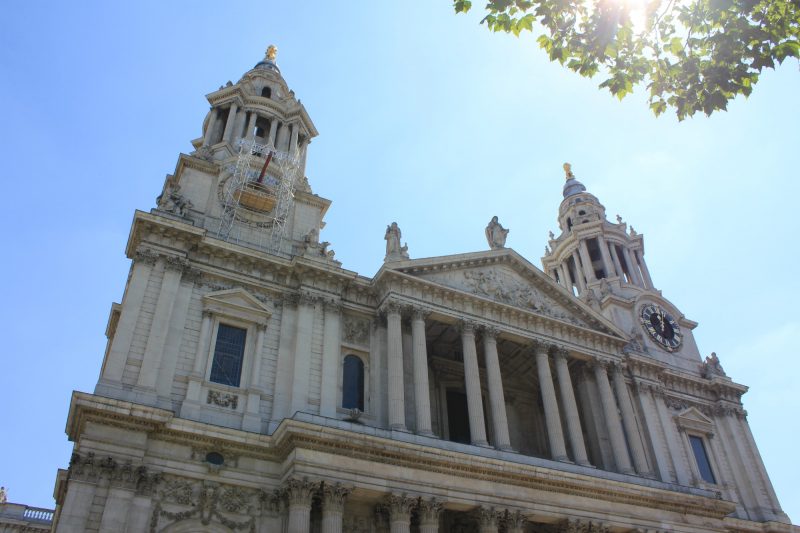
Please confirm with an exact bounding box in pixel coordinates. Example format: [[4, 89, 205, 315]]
[[1, 0, 798, 522]]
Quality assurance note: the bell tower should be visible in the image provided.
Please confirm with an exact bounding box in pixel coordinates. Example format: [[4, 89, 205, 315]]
[[542, 164, 702, 370]]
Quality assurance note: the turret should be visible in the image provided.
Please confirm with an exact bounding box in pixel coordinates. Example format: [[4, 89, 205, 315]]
[[543, 163, 654, 297]]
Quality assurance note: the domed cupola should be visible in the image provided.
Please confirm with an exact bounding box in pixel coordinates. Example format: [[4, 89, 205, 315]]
[[543, 163, 655, 297]]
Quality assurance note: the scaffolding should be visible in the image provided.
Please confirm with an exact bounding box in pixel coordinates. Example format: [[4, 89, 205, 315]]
[[216, 138, 301, 253]]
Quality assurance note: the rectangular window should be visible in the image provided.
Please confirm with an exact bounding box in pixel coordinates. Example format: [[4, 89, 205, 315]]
[[689, 435, 716, 484], [209, 324, 247, 387]]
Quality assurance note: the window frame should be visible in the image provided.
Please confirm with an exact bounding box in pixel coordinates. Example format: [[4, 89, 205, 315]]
[[338, 350, 370, 416], [204, 316, 256, 390], [208, 321, 249, 388], [674, 406, 722, 487]]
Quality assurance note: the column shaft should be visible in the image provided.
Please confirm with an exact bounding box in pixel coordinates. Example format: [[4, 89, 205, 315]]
[[290, 296, 315, 415], [635, 249, 654, 289], [245, 112, 258, 141], [535, 347, 568, 461], [609, 243, 624, 282], [571, 251, 587, 292], [622, 247, 643, 287], [597, 235, 615, 277], [461, 324, 488, 446], [268, 119, 279, 146], [579, 240, 597, 282], [202, 108, 218, 146], [636, 384, 672, 481], [559, 262, 572, 292], [593, 362, 635, 474], [411, 311, 433, 435], [611, 365, 651, 475], [98, 487, 134, 533], [287, 504, 312, 533], [554, 352, 590, 465], [483, 331, 512, 450], [320, 302, 342, 417], [272, 299, 297, 420], [387, 308, 406, 430], [222, 102, 239, 142], [290, 123, 299, 153], [138, 262, 183, 389], [653, 390, 691, 484], [101, 256, 153, 383]]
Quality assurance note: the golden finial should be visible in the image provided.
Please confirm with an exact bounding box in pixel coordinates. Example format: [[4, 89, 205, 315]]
[[563, 162, 574, 180], [266, 45, 278, 61]]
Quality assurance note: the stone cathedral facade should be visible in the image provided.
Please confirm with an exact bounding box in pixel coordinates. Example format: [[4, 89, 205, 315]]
[[48, 47, 796, 533]]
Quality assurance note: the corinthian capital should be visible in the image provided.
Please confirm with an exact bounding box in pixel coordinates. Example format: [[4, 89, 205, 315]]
[[385, 493, 416, 521], [281, 477, 320, 507], [320, 482, 352, 513], [418, 498, 443, 525]]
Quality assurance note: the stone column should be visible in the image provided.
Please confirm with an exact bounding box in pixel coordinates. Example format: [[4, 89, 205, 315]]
[[386, 494, 416, 533], [291, 293, 316, 415], [268, 119, 279, 147], [386, 304, 407, 430], [320, 301, 342, 418], [98, 486, 134, 533], [653, 390, 690, 485], [418, 498, 443, 533], [506, 511, 527, 533], [411, 308, 433, 435], [571, 251, 587, 292], [460, 322, 489, 446], [272, 296, 298, 421], [610, 364, 651, 476], [482, 327, 512, 450], [553, 350, 590, 466], [597, 235, 615, 278], [578, 240, 597, 282], [138, 257, 185, 390], [476, 507, 501, 533], [559, 263, 572, 291], [321, 483, 351, 533], [284, 478, 319, 533], [202, 108, 218, 146], [622, 247, 643, 287], [635, 249, 654, 289], [592, 360, 635, 474], [535, 344, 568, 461], [290, 123, 300, 153], [101, 250, 156, 383], [243, 323, 267, 432], [55, 480, 96, 533], [609, 243, 624, 282], [245, 112, 258, 141], [635, 382, 672, 481], [222, 102, 239, 142], [277, 122, 290, 150]]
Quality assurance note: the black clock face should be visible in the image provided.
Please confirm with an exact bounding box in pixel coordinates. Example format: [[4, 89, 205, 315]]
[[640, 304, 683, 352]]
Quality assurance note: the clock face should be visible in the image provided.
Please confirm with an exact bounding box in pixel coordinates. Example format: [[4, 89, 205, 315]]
[[640, 304, 683, 352]]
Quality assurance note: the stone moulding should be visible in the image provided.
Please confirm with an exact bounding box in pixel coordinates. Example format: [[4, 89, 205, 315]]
[[65, 392, 734, 523]]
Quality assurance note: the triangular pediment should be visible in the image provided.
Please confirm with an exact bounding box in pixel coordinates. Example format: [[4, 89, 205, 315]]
[[677, 407, 713, 425], [383, 248, 624, 338], [202, 288, 272, 323]]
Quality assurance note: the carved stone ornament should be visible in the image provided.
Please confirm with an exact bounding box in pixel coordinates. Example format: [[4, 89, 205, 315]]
[[560, 519, 610, 533], [504, 510, 527, 533], [207, 390, 239, 410], [703, 352, 727, 379], [475, 506, 502, 527], [384, 222, 410, 262], [150, 478, 257, 533], [343, 315, 370, 345], [485, 216, 509, 249], [134, 248, 159, 266], [385, 493, 416, 521], [68, 452, 160, 493], [417, 498, 443, 525], [320, 482, 352, 512], [156, 179, 194, 217], [281, 477, 320, 507]]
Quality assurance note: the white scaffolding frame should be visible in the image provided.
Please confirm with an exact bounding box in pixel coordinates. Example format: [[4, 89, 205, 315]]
[[216, 138, 301, 253]]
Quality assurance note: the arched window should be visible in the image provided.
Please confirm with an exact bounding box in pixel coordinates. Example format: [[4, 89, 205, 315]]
[[342, 355, 364, 411], [261, 86, 272, 98]]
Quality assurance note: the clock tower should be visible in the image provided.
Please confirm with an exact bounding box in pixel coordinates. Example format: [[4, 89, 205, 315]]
[[542, 163, 703, 372]]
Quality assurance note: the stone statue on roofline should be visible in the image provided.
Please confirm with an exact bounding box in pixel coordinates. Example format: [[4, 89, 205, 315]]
[[384, 222, 409, 262], [485, 216, 509, 249]]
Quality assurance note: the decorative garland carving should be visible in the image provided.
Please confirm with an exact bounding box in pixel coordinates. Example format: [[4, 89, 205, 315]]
[[67, 452, 160, 493], [150, 477, 257, 533], [207, 390, 239, 410], [343, 315, 370, 345]]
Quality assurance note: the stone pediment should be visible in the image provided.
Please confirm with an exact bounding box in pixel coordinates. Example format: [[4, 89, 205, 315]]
[[389, 250, 622, 337], [202, 288, 272, 324]]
